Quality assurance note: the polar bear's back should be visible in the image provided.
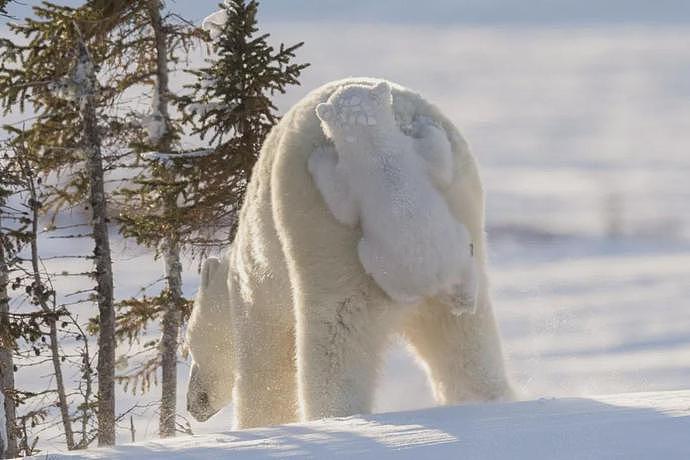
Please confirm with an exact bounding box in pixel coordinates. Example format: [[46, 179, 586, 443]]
[[258, 78, 487, 306], [274, 77, 483, 225]]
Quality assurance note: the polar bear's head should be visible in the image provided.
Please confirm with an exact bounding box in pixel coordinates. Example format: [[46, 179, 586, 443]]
[[186, 257, 234, 422], [316, 81, 395, 144]]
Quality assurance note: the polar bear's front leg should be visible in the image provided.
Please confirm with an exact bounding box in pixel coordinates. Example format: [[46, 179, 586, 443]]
[[233, 314, 298, 429], [232, 316, 298, 429], [413, 121, 454, 188], [307, 144, 359, 227], [229, 267, 298, 429]]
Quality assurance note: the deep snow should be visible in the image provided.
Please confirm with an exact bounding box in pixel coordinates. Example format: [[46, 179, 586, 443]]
[[26, 390, 690, 459]]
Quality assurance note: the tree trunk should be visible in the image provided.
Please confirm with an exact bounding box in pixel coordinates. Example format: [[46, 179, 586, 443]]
[[0, 391, 5, 458], [75, 40, 117, 446], [159, 239, 183, 438], [74, 319, 94, 449], [0, 217, 18, 459], [26, 171, 75, 450], [146, 0, 183, 438], [47, 321, 75, 449]]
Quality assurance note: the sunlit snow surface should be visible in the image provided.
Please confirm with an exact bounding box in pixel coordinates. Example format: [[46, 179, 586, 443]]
[[4, 23, 690, 451], [27, 391, 690, 459]]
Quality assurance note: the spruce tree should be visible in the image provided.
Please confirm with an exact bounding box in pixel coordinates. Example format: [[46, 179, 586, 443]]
[[115, 0, 308, 437], [0, 2, 121, 446], [102, 0, 199, 438], [180, 0, 309, 246], [143, 0, 185, 438]]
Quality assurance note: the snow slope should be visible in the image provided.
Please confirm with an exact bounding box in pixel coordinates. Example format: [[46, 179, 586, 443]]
[[27, 390, 690, 459]]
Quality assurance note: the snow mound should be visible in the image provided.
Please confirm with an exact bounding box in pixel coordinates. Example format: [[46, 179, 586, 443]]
[[28, 390, 690, 459]]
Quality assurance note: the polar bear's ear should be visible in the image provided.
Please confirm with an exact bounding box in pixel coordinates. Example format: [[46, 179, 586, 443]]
[[201, 257, 221, 288], [316, 103, 335, 122], [371, 81, 392, 105]]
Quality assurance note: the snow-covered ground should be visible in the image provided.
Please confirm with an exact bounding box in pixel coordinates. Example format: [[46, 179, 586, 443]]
[[27, 390, 690, 459], [4, 22, 690, 456]]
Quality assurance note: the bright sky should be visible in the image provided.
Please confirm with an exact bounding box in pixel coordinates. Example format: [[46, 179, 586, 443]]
[[3, 0, 690, 26]]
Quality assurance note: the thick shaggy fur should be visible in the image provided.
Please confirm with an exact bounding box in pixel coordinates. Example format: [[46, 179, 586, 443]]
[[308, 82, 478, 313], [186, 78, 514, 429]]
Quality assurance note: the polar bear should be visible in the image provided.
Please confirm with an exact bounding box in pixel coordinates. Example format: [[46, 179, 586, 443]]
[[186, 77, 514, 429], [308, 82, 478, 313]]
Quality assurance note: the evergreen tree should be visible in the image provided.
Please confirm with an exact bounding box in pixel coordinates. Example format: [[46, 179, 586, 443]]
[[1, 0, 308, 446], [96, 0, 199, 438], [140, 0, 186, 438], [115, 0, 308, 437], [180, 0, 309, 246], [0, 2, 123, 446]]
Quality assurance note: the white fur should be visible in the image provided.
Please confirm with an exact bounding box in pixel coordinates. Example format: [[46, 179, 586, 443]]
[[185, 256, 233, 422], [309, 82, 477, 312], [186, 78, 514, 429]]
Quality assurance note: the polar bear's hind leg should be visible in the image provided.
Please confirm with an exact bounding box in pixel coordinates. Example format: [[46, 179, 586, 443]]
[[438, 253, 479, 316], [357, 238, 421, 305], [296, 286, 398, 420], [402, 294, 514, 405]]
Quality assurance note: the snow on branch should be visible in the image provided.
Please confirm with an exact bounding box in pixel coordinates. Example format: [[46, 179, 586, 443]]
[[186, 101, 238, 118], [49, 47, 97, 109], [201, 6, 228, 40], [142, 83, 167, 145], [142, 150, 214, 166]]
